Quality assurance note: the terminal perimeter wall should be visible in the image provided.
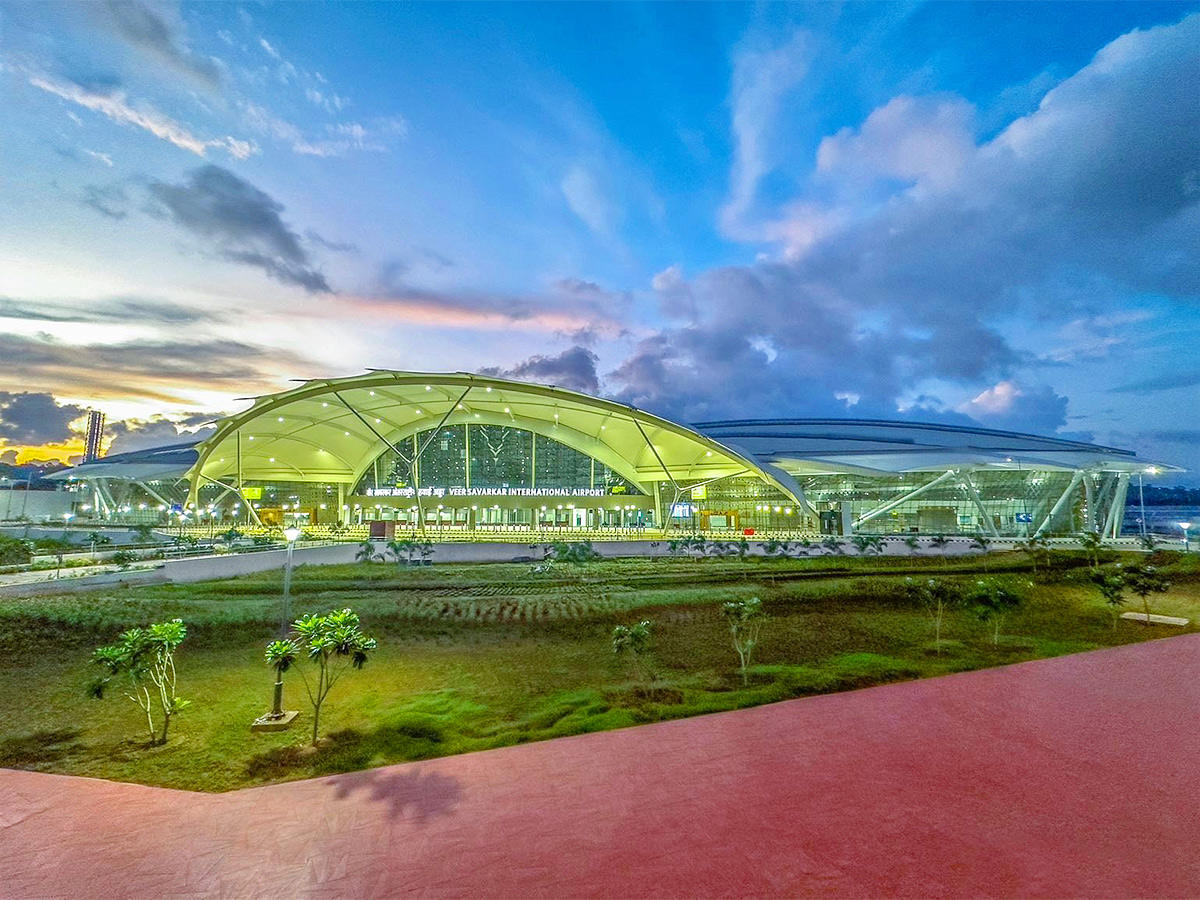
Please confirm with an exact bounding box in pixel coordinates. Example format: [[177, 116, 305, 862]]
[[0, 535, 1154, 599]]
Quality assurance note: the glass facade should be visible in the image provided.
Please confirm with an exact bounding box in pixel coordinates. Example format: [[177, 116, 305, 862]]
[[352, 424, 640, 495]]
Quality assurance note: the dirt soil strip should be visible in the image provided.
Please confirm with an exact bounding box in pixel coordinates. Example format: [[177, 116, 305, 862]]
[[2, 634, 1199, 899]]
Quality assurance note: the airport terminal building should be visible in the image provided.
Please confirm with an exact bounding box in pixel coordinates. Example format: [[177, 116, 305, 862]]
[[51, 371, 1177, 539]]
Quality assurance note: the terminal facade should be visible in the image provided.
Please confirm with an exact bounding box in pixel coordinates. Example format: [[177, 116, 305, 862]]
[[51, 371, 1176, 539]]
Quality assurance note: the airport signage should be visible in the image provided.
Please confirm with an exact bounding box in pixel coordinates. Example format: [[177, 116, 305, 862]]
[[365, 486, 608, 499]]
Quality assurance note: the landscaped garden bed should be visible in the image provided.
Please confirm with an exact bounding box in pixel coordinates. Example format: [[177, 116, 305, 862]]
[[0, 550, 1195, 792]]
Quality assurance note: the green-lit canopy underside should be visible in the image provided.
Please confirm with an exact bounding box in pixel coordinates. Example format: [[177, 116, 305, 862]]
[[188, 371, 794, 503]]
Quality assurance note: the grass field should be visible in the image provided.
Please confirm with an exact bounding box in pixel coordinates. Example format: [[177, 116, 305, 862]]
[[1, 550, 1196, 792]]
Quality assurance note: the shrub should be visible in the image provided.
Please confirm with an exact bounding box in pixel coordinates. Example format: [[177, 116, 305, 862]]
[[0, 534, 32, 566]]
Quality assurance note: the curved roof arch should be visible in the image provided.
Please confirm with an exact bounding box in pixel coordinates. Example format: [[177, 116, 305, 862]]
[[695, 418, 1177, 476], [188, 371, 795, 501]]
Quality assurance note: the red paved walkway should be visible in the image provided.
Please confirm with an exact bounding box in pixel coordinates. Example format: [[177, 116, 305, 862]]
[[3, 635, 1199, 899]]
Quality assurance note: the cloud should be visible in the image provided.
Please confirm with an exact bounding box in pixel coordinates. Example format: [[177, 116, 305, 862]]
[[0, 392, 89, 445], [561, 165, 615, 237], [27, 72, 252, 158], [0, 296, 223, 326], [81, 183, 129, 220], [958, 382, 1071, 435], [816, 94, 975, 191], [240, 102, 404, 158], [0, 332, 314, 405], [100, 1, 222, 91], [148, 165, 331, 292], [1112, 368, 1200, 393], [479, 346, 600, 395], [82, 149, 114, 167], [105, 415, 216, 455], [305, 230, 359, 254], [610, 13, 1200, 436], [720, 28, 813, 239]]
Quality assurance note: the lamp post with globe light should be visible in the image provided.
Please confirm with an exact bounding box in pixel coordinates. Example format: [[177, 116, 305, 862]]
[[251, 524, 304, 733], [280, 526, 302, 634], [1180, 522, 1192, 552]]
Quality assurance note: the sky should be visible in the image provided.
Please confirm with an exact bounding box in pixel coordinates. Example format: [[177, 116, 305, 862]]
[[1, 1, 1198, 483]]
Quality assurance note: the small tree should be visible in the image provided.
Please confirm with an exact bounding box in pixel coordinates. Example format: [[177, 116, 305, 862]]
[[287, 608, 377, 745], [1018, 536, 1051, 573], [86, 532, 112, 560], [111, 549, 136, 570], [1122, 565, 1169, 625], [968, 536, 992, 572], [220, 527, 245, 544], [89, 620, 190, 744], [0, 534, 32, 566], [355, 539, 382, 563], [821, 536, 842, 555], [762, 538, 790, 559], [132, 523, 155, 543], [928, 534, 950, 565], [612, 620, 653, 682], [550, 540, 602, 566], [905, 577, 961, 654], [722, 597, 768, 685], [263, 638, 299, 720], [903, 536, 921, 554], [1090, 571, 1127, 630], [851, 535, 874, 555], [969, 580, 1022, 646], [1138, 533, 1159, 553], [1077, 531, 1105, 568]]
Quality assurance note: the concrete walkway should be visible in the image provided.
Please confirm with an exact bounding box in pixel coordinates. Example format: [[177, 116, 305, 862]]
[[3, 635, 1199, 899]]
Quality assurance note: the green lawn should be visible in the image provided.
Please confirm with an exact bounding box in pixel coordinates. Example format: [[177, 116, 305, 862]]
[[1, 550, 1196, 792]]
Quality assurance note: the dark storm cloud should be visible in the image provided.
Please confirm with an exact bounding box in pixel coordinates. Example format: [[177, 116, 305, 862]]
[[479, 347, 601, 395], [149, 165, 331, 292], [611, 14, 1200, 432], [99, 1, 223, 90], [0, 332, 316, 404], [0, 392, 89, 445]]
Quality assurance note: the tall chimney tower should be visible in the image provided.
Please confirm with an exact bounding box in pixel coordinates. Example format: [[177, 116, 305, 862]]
[[84, 410, 105, 462]]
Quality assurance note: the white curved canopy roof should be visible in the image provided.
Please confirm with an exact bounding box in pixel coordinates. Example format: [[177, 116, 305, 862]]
[[187, 371, 786, 498]]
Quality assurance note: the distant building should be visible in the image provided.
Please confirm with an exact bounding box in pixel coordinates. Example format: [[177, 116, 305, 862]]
[[84, 410, 105, 463], [49, 371, 1182, 537]]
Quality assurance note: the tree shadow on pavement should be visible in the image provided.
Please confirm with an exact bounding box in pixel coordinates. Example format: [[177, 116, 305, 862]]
[[330, 766, 464, 822]]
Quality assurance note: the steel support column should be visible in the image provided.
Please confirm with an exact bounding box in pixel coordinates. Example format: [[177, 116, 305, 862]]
[[1104, 472, 1130, 539], [854, 470, 957, 528], [961, 471, 1001, 537], [1034, 470, 1084, 537]]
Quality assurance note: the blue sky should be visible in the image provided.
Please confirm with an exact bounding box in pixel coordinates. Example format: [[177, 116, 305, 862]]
[[0, 1, 1197, 482]]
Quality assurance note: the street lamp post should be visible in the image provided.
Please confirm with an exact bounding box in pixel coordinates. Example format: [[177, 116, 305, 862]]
[[1180, 522, 1192, 551], [280, 526, 302, 635]]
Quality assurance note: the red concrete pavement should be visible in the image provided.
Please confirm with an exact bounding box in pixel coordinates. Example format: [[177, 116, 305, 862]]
[[3, 634, 1199, 899]]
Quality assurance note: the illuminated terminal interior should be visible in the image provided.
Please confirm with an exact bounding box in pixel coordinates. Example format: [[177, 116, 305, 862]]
[[50, 371, 1179, 539]]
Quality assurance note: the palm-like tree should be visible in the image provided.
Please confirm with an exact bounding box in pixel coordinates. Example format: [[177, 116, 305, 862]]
[[354, 540, 381, 563]]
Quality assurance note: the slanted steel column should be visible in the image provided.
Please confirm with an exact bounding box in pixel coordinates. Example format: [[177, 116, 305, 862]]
[[633, 419, 682, 537], [408, 386, 471, 534], [1103, 472, 1130, 538], [1083, 472, 1096, 533], [1034, 470, 1084, 537], [961, 471, 1001, 537], [855, 470, 957, 528]]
